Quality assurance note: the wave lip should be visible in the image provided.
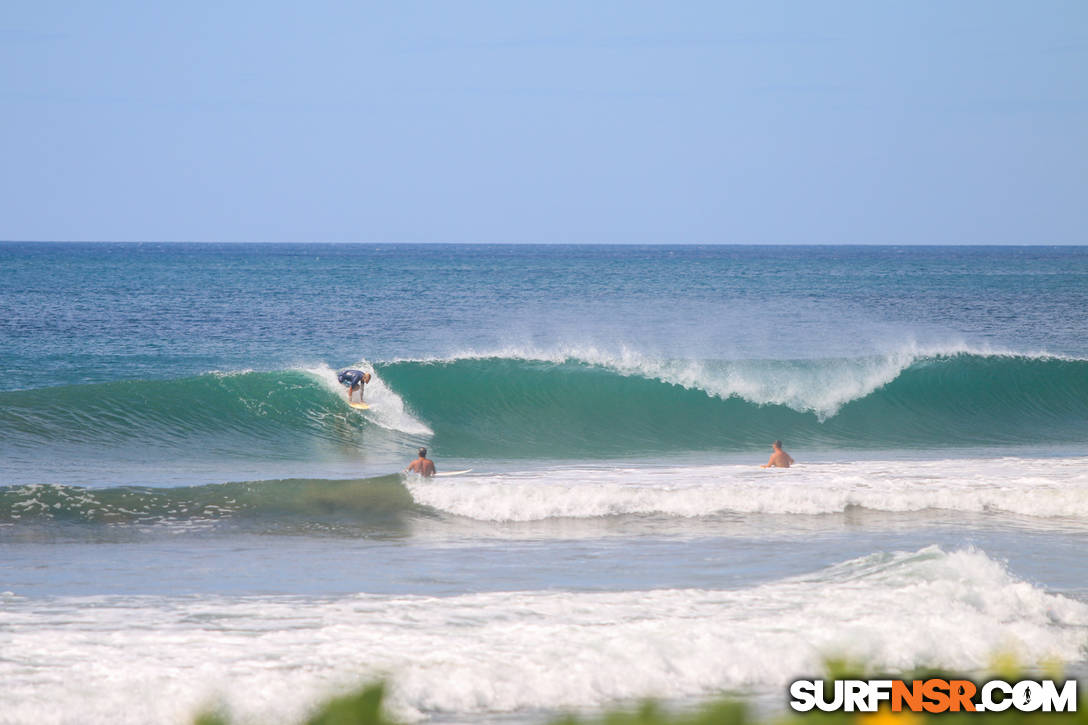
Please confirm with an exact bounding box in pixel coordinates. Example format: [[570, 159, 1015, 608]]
[[415, 343, 1078, 416], [1, 547, 1084, 723], [374, 350, 1088, 455], [436, 343, 932, 419]]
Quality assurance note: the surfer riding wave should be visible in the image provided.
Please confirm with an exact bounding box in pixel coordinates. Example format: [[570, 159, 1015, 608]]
[[337, 369, 371, 403]]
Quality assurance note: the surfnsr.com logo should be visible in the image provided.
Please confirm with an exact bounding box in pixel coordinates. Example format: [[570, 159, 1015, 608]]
[[789, 679, 1078, 713]]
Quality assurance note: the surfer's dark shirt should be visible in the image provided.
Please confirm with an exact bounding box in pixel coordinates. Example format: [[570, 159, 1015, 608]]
[[338, 369, 365, 386]]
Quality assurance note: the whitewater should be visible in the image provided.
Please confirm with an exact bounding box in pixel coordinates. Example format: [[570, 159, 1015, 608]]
[[2, 242, 1087, 724]]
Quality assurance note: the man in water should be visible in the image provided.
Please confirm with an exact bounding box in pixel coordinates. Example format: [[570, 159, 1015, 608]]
[[406, 447, 436, 477], [337, 369, 371, 403], [761, 440, 795, 468]]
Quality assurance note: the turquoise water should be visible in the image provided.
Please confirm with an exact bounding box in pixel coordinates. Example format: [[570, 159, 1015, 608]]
[[2, 243, 1087, 724]]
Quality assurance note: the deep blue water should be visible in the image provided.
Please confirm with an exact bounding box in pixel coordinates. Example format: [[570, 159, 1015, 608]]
[[4, 243, 1087, 390]]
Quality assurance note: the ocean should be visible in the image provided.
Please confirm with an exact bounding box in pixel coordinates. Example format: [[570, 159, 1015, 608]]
[[1, 242, 1087, 724]]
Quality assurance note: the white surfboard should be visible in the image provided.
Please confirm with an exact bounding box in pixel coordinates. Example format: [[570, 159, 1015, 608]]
[[434, 469, 473, 477]]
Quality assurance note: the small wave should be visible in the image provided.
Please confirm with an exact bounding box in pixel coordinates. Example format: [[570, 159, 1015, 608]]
[[0, 476, 417, 528], [7, 456, 1087, 529], [405, 457, 1088, 521]]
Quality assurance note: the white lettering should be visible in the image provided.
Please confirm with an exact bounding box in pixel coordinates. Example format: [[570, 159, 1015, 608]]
[[818, 681, 844, 712], [867, 680, 894, 711], [1042, 680, 1077, 712], [1013, 681, 1043, 712], [982, 681, 1013, 712], [844, 681, 867, 712], [789, 680, 817, 712]]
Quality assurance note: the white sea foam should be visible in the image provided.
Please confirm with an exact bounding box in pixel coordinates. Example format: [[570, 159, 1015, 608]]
[[406, 457, 1088, 521], [303, 362, 433, 436], [402, 342, 1071, 419], [1, 547, 1084, 724]]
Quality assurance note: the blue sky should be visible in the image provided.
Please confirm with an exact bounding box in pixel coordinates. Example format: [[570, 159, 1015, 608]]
[[2, 1, 1085, 243]]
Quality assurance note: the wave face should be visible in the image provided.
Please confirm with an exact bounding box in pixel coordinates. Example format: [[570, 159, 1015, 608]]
[[0, 368, 429, 473], [376, 352, 1088, 456], [1, 352, 1086, 464]]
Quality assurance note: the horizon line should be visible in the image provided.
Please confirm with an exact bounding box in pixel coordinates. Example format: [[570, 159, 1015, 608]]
[[3, 239, 1086, 247]]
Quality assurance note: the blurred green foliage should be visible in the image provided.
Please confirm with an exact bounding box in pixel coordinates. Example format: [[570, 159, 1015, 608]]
[[194, 672, 1084, 725]]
